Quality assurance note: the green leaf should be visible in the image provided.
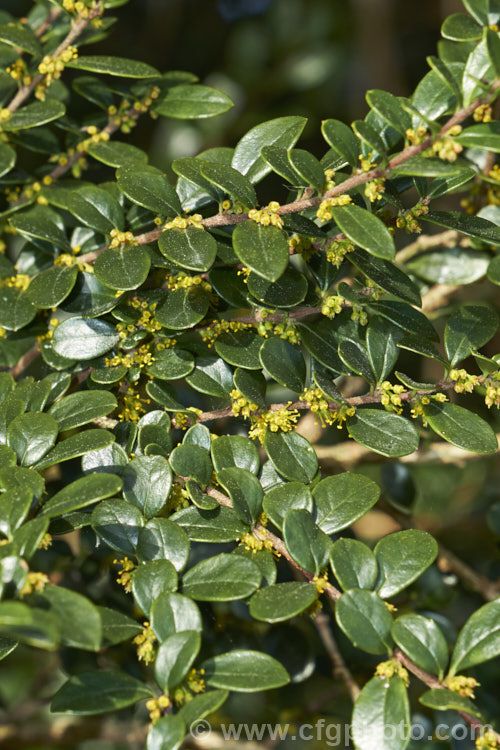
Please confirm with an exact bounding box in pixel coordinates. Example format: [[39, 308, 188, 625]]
[[132, 560, 178, 616], [444, 304, 499, 365], [442, 13, 483, 41], [26, 266, 78, 309], [92, 499, 144, 554], [67, 55, 159, 78], [352, 676, 410, 750], [259, 338, 306, 392], [52, 318, 120, 360], [349, 251, 421, 306], [336, 589, 393, 655], [51, 670, 153, 714], [137, 518, 190, 570], [449, 599, 500, 674], [338, 340, 375, 383], [232, 116, 307, 184], [463, 38, 495, 106], [313, 473, 380, 534], [87, 140, 148, 167], [366, 89, 411, 134], [408, 246, 489, 285], [182, 553, 261, 601], [0, 601, 59, 650], [488, 253, 500, 284], [68, 186, 124, 233], [178, 690, 228, 729], [0, 636, 17, 661], [374, 530, 438, 598], [214, 329, 263, 370], [485, 26, 500, 75], [10, 204, 70, 249], [347, 409, 420, 457], [117, 165, 182, 216], [49, 391, 117, 432], [261, 144, 302, 184], [14, 517, 49, 559], [7, 412, 58, 467], [158, 226, 216, 272], [427, 167, 476, 199], [171, 505, 248, 543], [249, 581, 317, 623], [35, 587, 101, 651], [199, 162, 256, 208], [232, 221, 289, 282], [147, 715, 185, 750], [366, 317, 403, 384], [0, 23, 41, 55], [150, 592, 202, 642], [455, 121, 500, 152], [0, 143, 16, 178], [155, 631, 200, 691], [392, 155, 463, 177], [423, 401, 498, 454], [421, 687, 484, 721], [3, 100, 65, 131], [94, 245, 151, 290], [98, 606, 142, 646], [0, 487, 32, 537], [0, 287, 36, 331], [202, 650, 289, 692], [247, 265, 308, 308], [41, 473, 122, 518], [217, 467, 263, 525], [392, 614, 448, 679], [185, 356, 233, 398], [211, 436, 259, 476], [156, 286, 210, 330], [321, 119, 360, 167], [411, 69, 457, 123], [263, 482, 313, 530], [283, 509, 331, 574], [123, 455, 172, 519], [331, 205, 395, 260], [169, 444, 212, 486], [264, 430, 318, 483], [155, 84, 233, 119], [424, 210, 500, 244], [330, 539, 378, 591], [146, 348, 194, 381], [288, 149, 325, 193]]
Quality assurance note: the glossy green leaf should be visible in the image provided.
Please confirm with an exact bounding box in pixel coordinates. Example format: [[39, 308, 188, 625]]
[[35, 430, 114, 471], [321, 119, 360, 167], [330, 539, 378, 591], [264, 430, 318, 483], [261, 144, 302, 184], [374, 530, 438, 598], [449, 599, 500, 674], [27, 266, 78, 309], [442, 13, 483, 41], [92, 499, 144, 554], [146, 715, 185, 750], [392, 156, 464, 177], [411, 69, 457, 122], [423, 401, 498, 454], [336, 589, 393, 655], [288, 148, 325, 193], [283, 509, 331, 574], [68, 186, 124, 233], [155, 630, 200, 691], [202, 650, 289, 692], [171, 505, 248, 543], [352, 676, 410, 750], [338, 340, 375, 383], [247, 265, 308, 308], [98, 606, 142, 646], [263, 482, 313, 530], [182, 553, 261, 601], [211, 435, 259, 475], [366, 317, 403, 384], [52, 318, 120, 360], [0, 487, 32, 537], [94, 245, 151, 290], [217, 467, 263, 525], [67, 55, 159, 78], [347, 409, 420, 457], [313, 473, 380, 534], [178, 690, 228, 729], [424, 210, 500, 244], [185, 356, 233, 397], [7, 412, 58, 467], [349, 250, 421, 306], [232, 116, 307, 183], [408, 246, 489, 285], [392, 614, 449, 679], [4, 100, 66, 131], [419, 688, 483, 718], [199, 162, 256, 208], [214, 329, 263, 369], [123, 455, 172, 519], [10, 204, 70, 249], [169, 443, 212, 486], [156, 286, 210, 330], [49, 391, 117, 431], [146, 348, 194, 381], [150, 591, 202, 642], [0, 23, 41, 55], [0, 287, 36, 331], [158, 226, 217, 272], [137, 518, 190, 570], [132, 560, 178, 616], [87, 140, 148, 167], [155, 84, 233, 118], [0, 143, 16, 178], [35, 587, 102, 652], [444, 304, 498, 365], [41, 473, 122, 518], [259, 337, 306, 392], [51, 670, 153, 714], [232, 221, 289, 282], [117, 165, 182, 216], [366, 89, 411, 134], [0, 601, 59, 650], [331, 205, 395, 260], [249, 581, 317, 623]]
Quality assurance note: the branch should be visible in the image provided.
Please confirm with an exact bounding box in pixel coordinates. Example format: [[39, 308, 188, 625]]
[[395, 230, 460, 263], [314, 613, 361, 701], [9, 342, 40, 379]]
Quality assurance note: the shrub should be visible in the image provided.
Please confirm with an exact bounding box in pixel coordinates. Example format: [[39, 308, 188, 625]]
[[0, 1, 500, 748]]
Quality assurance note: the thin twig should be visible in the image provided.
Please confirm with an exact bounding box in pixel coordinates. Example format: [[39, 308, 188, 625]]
[[314, 613, 361, 701]]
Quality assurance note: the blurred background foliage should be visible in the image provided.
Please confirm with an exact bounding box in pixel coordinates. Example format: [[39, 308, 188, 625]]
[[3, 2, 500, 749]]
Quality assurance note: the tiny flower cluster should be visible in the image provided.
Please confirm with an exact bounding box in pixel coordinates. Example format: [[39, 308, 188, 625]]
[[230, 389, 259, 419], [221, 199, 246, 214], [375, 659, 410, 687], [105, 343, 155, 370], [410, 393, 448, 426], [54, 253, 94, 273], [239, 516, 274, 553], [114, 557, 135, 592], [365, 177, 385, 202], [133, 621, 156, 664], [316, 194, 352, 222], [163, 214, 204, 231], [145, 695, 170, 723], [395, 202, 429, 234], [167, 271, 211, 292], [38, 46, 78, 89], [106, 86, 160, 135], [116, 301, 162, 340], [289, 233, 315, 260], [485, 372, 500, 408], [20, 571, 49, 597], [248, 201, 284, 229], [248, 404, 300, 443], [379, 381, 407, 414], [6, 58, 31, 86], [444, 674, 480, 699], [172, 668, 206, 707], [432, 125, 463, 162], [117, 384, 151, 422], [450, 368, 480, 394], [476, 731, 498, 750], [326, 239, 354, 267], [301, 386, 336, 427], [0, 274, 30, 291], [312, 573, 330, 594], [321, 294, 344, 319], [201, 319, 253, 347], [167, 484, 191, 512], [62, 0, 101, 20], [350, 304, 368, 325], [474, 103, 493, 123], [358, 152, 377, 173], [406, 126, 428, 145], [5, 175, 54, 207], [109, 229, 136, 248]]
